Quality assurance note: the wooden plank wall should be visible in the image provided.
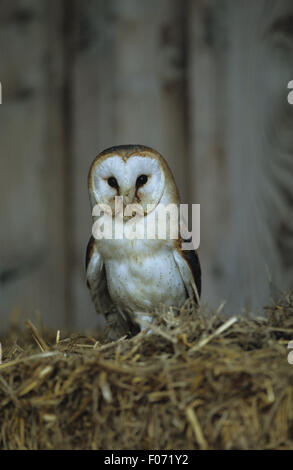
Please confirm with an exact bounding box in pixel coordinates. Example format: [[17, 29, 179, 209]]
[[0, 0, 67, 331], [0, 0, 292, 332], [189, 0, 293, 313]]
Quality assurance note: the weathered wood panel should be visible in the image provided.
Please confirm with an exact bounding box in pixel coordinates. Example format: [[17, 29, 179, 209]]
[[188, 0, 293, 313], [187, 0, 230, 310], [0, 0, 67, 330]]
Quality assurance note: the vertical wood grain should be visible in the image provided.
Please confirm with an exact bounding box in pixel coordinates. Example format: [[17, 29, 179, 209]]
[[0, 0, 67, 331], [188, 0, 293, 313]]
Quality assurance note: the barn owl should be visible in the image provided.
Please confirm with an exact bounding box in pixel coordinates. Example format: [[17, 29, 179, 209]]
[[86, 145, 201, 339]]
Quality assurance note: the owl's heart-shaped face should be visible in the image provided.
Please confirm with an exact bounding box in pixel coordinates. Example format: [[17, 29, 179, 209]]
[[90, 154, 165, 217]]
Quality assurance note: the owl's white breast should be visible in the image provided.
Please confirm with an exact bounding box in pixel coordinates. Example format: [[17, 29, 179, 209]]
[[97, 237, 187, 313]]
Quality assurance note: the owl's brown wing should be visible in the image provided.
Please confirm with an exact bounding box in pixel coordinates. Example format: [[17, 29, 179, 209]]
[[181, 249, 201, 298], [172, 239, 201, 305], [86, 236, 114, 314]]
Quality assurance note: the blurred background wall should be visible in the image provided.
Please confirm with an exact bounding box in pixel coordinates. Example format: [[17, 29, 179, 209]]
[[0, 0, 292, 332]]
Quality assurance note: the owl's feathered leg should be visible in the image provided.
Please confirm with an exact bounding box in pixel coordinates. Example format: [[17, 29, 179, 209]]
[[136, 314, 153, 332], [116, 306, 141, 337], [103, 306, 140, 340]]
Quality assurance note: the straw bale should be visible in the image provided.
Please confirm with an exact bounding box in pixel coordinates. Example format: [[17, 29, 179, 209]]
[[0, 294, 293, 449]]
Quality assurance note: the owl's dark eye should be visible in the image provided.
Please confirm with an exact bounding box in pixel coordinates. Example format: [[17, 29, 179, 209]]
[[107, 176, 118, 189], [136, 174, 148, 188]]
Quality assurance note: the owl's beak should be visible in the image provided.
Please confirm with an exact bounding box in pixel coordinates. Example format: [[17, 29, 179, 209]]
[[122, 188, 143, 220], [122, 189, 134, 207]]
